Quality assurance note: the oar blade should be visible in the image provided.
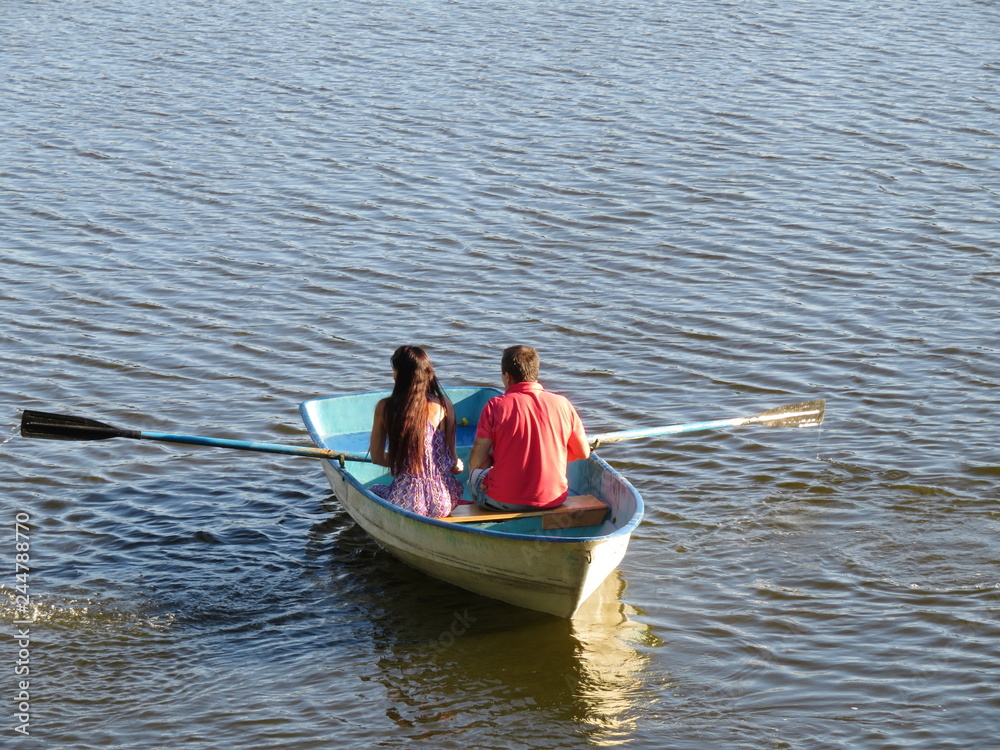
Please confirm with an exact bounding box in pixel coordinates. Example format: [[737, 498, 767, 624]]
[[20, 410, 140, 441], [752, 399, 825, 429]]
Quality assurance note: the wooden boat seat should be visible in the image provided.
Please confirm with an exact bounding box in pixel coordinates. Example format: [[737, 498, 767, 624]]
[[441, 495, 608, 530]]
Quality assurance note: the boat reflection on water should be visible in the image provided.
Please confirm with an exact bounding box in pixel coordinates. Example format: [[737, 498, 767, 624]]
[[566, 571, 660, 742], [309, 508, 660, 742], [373, 571, 658, 742]]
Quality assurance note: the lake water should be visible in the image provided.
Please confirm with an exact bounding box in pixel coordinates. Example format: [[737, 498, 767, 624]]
[[2, 0, 998, 747]]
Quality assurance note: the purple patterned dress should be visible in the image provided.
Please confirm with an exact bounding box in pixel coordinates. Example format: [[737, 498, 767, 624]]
[[370, 421, 463, 517]]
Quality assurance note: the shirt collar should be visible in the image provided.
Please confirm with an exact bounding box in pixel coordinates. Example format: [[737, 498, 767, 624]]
[[505, 380, 544, 394]]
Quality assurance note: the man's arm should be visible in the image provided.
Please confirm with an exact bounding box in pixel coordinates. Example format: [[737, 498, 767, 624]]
[[468, 437, 494, 471]]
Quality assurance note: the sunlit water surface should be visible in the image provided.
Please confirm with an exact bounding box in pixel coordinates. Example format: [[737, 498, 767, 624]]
[[2, 1, 998, 747]]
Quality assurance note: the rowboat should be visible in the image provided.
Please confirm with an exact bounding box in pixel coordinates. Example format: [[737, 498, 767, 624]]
[[299, 387, 645, 619]]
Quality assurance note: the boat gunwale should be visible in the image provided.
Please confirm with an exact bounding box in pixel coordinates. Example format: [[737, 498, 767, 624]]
[[299, 392, 645, 544]]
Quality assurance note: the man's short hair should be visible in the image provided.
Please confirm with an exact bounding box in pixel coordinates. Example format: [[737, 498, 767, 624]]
[[501, 345, 539, 383]]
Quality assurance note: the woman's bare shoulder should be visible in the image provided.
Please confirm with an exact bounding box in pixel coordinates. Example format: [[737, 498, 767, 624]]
[[426, 399, 449, 425]]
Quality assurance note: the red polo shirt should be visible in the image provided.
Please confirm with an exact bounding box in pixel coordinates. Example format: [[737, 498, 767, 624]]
[[475, 381, 587, 507]]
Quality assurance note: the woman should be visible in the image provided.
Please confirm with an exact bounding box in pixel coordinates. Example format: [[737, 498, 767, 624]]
[[367, 346, 464, 517]]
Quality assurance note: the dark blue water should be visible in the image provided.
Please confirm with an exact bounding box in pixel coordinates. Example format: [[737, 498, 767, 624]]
[[2, 1, 998, 747]]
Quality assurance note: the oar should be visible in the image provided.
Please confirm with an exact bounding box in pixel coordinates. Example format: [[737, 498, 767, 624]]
[[19, 410, 370, 464], [588, 398, 825, 447], [21, 398, 823, 460]]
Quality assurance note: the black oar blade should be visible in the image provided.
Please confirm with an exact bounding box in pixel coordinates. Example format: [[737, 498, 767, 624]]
[[20, 410, 140, 441], [754, 399, 825, 428]]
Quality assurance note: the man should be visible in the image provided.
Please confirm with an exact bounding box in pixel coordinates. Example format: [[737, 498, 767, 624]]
[[468, 345, 591, 511]]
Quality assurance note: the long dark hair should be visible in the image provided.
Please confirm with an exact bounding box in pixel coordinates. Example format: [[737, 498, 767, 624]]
[[383, 345, 447, 476]]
